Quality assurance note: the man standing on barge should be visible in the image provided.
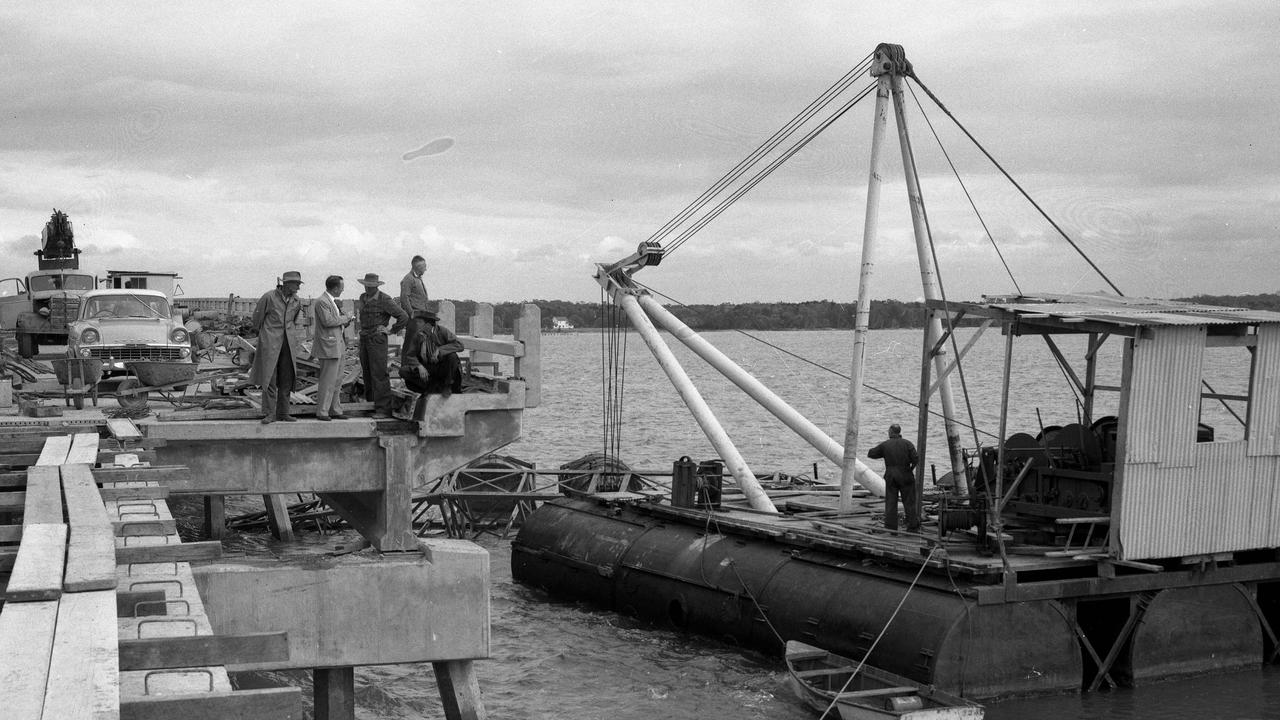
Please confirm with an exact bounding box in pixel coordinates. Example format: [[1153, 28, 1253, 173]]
[[869, 424, 919, 533], [355, 272, 408, 419], [251, 271, 305, 424], [399, 254, 431, 349]]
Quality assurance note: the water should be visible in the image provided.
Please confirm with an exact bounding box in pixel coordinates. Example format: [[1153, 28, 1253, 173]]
[[225, 328, 1273, 718]]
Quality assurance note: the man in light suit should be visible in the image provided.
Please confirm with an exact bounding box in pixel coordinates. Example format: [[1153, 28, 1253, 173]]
[[312, 275, 353, 421]]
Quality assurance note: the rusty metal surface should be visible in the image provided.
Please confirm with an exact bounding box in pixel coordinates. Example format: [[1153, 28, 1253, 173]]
[[974, 293, 1280, 327]]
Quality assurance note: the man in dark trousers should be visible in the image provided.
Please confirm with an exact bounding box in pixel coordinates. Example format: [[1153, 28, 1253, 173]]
[[399, 309, 463, 421], [868, 424, 920, 532], [249, 271, 305, 424], [354, 273, 408, 419]]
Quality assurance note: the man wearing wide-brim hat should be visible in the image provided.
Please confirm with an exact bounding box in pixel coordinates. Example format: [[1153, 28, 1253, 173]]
[[250, 271, 305, 423], [355, 272, 409, 419], [399, 308, 464, 421]]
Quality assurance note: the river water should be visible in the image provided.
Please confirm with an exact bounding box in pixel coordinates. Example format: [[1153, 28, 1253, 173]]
[[231, 328, 1275, 718]]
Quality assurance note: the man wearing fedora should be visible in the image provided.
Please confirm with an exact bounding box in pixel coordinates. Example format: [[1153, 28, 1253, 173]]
[[399, 308, 463, 421], [355, 272, 408, 419], [250, 271, 305, 423]]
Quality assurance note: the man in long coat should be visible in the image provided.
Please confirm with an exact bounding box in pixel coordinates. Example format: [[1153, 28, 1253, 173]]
[[250, 271, 305, 423], [311, 275, 352, 420]]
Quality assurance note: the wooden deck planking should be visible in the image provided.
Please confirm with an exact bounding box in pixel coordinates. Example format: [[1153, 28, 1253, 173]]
[[119, 688, 302, 720], [24, 466, 65, 525], [66, 432, 101, 465], [35, 435, 72, 466], [5, 523, 68, 602], [41, 590, 120, 720], [0, 599, 60, 720], [117, 631, 289, 671], [61, 464, 118, 592]]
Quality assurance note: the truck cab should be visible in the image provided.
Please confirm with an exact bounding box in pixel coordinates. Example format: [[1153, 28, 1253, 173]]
[[0, 269, 98, 357]]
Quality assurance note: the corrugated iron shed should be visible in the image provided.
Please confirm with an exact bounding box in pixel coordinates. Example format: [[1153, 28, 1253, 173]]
[[940, 293, 1280, 329]]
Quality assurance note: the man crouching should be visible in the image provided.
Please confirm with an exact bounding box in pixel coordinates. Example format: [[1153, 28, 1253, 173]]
[[398, 309, 464, 420]]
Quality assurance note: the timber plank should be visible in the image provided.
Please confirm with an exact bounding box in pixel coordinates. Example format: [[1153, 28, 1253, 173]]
[[61, 464, 118, 592], [0, 599, 60, 720], [0, 437, 50, 453], [119, 687, 302, 720], [118, 631, 290, 670], [41, 590, 120, 720], [0, 470, 26, 487], [0, 545, 17, 571], [117, 540, 223, 565], [36, 435, 72, 466], [5, 523, 67, 601], [94, 465, 190, 485], [67, 432, 101, 465], [0, 524, 21, 542], [24, 466, 64, 525], [0, 490, 25, 511]]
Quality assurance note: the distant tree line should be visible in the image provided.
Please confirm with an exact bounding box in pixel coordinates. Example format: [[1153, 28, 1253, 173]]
[[454, 293, 1280, 333], [455, 292, 1280, 334]]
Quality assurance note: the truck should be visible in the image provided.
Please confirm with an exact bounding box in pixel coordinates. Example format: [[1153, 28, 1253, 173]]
[[0, 210, 97, 357]]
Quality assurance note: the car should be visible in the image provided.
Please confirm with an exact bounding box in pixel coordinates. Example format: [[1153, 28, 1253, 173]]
[[67, 289, 193, 374]]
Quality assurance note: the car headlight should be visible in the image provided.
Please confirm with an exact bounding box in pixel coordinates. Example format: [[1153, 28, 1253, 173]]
[[170, 327, 189, 344], [180, 347, 191, 358], [80, 328, 100, 344], [79, 347, 92, 358]]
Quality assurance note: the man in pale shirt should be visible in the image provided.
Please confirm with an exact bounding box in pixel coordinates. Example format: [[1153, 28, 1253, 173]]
[[311, 275, 353, 420]]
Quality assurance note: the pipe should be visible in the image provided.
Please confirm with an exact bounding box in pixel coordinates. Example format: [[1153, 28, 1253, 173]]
[[840, 73, 893, 512], [638, 294, 885, 496], [888, 73, 968, 485], [616, 292, 778, 514]]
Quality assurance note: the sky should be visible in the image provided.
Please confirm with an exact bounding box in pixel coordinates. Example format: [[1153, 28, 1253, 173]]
[[1, 2, 1277, 305]]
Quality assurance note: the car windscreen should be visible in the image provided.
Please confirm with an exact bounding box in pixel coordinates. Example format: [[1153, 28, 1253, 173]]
[[28, 274, 95, 292], [83, 295, 170, 319]]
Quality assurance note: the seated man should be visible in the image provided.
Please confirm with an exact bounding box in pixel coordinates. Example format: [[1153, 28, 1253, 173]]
[[398, 309, 464, 420]]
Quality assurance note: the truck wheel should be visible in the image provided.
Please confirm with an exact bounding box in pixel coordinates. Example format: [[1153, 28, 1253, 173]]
[[17, 333, 36, 358]]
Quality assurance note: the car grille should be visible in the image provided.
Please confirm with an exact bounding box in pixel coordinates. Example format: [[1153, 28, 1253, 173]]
[[86, 347, 185, 361], [48, 296, 81, 326]]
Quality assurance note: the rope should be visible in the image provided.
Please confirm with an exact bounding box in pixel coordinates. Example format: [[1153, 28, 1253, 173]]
[[906, 82, 1021, 295], [666, 81, 877, 256], [906, 74, 1124, 296], [648, 53, 874, 248], [817, 545, 939, 719]]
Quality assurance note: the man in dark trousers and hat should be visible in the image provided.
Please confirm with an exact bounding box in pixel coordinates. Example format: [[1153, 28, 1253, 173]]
[[250, 271, 305, 423], [355, 272, 408, 419], [868, 424, 920, 532], [399, 308, 463, 421]]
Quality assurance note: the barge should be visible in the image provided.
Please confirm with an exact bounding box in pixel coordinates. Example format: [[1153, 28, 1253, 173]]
[[511, 44, 1280, 701]]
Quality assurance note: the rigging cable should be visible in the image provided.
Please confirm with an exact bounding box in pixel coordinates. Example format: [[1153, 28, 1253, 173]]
[[905, 81, 1022, 296], [647, 53, 875, 248], [907, 72, 1124, 296], [665, 80, 878, 256]]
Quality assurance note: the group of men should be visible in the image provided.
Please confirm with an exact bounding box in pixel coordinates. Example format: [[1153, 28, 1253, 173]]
[[248, 255, 463, 424]]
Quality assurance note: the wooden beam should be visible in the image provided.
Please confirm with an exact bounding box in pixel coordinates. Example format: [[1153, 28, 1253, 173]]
[[60, 464, 117, 592], [36, 435, 71, 466], [0, 490, 25, 512], [118, 631, 290, 671], [99, 484, 170, 502], [66, 432, 100, 465], [106, 417, 143, 442], [0, 599, 60, 720], [24, 466, 64, 525], [4, 523, 67, 602], [94, 465, 190, 485], [0, 471, 25, 487], [119, 687, 303, 720], [0, 524, 21, 543], [41, 590, 120, 719], [117, 540, 223, 565], [314, 666, 355, 720]]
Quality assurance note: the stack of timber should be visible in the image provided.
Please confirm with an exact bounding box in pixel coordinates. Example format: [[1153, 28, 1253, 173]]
[[0, 427, 300, 719]]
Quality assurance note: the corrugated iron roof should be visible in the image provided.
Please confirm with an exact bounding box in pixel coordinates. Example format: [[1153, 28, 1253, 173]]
[[973, 293, 1280, 327]]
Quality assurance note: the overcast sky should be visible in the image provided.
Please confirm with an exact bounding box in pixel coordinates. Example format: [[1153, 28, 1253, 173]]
[[2, 2, 1276, 304]]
